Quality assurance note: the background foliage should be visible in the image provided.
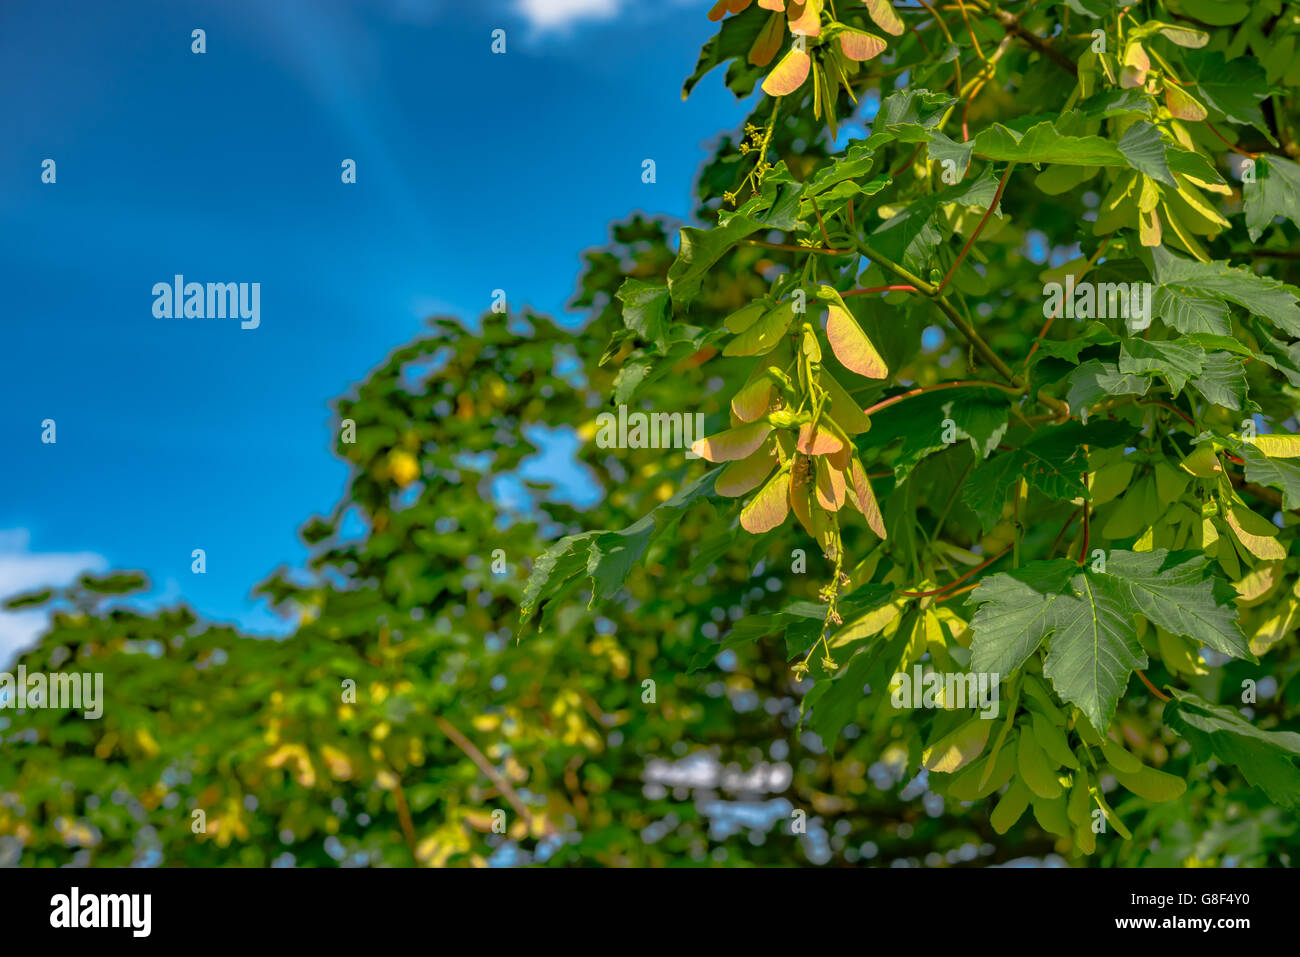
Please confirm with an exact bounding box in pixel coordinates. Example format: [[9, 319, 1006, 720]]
[[4, 0, 1300, 867]]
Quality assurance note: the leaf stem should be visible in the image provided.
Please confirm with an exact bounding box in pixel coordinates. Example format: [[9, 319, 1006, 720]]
[[936, 162, 1016, 295], [1136, 670, 1172, 703], [898, 544, 1012, 598], [862, 379, 1019, 416]]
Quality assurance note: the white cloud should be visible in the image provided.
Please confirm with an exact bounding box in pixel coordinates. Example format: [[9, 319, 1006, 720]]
[[0, 530, 106, 666], [513, 0, 622, 32]]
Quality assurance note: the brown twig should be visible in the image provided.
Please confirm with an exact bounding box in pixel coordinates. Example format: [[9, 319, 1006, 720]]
[[969, 0, 1077, 75], [434, 715, 543, 834], [862, 379, 1019, 416], [1137, 399, 1195, 428], [1206, 122, 1258, 160], [843, 284, 920, 296], [937, 162, 1015, 294], [898, 545, 1013, 598], [1048, 508, 1081, 558]]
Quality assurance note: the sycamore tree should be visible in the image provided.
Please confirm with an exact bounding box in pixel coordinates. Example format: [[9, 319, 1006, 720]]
[[5, 0, 1300, 869], [521, 0, 1300, 862], [2, 224, 1035, 868]]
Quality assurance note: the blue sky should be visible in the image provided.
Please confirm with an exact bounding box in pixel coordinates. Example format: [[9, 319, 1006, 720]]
[[0, 0, 762, 659]]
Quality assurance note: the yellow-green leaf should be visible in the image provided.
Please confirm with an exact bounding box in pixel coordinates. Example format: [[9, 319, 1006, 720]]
[[1110, 763, 1187, 802], [1018, 724, 1064, 798]]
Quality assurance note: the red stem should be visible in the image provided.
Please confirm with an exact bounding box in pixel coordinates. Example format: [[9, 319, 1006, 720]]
[[899, 546, 1013, 598], [1136, 670, 1172, 703], [843, 284, 919, 296], [1206, 122, 1258, 160], [862, 379, 1015, 417], [936, 163, 1014, 295]]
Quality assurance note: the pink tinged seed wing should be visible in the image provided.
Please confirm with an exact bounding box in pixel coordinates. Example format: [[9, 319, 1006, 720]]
[[717, 441, 778, 497], [797, 421, 845, 456], [863, 0, 904, 36], [740, 470, 792, 533], [731, 375, 775, 423], [826, 304, 888, 379], [789, 457, 817, 537], [815, 461, 848, 511], [786, 0, 821, 37], [691, 421, 773, 462], [848, 456, 887, 538], [761, 48, 811, 96], [838, 29, 886, 61]]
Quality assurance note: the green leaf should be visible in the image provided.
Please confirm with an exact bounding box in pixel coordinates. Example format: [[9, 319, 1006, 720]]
[[858, 386, 1007, 483], [969, 550, 1249, 729], [806, 616, 913, 745], [668, 215, 761, 308], [1190, 351, 1248, 410], [519, 469, 722, 630], [1229, 440, 1300, 509], [1165, 146, 1229, 190], [1039, 573, 1148, 734], [1243, 155, 1300, 241], [615, 279, 671, 352], [974, 121, 1130, 167], [1164, 689, 1300, 808], [1166, 0, 1248, 26], [586, 468, 721, 604], [1153, 246, 1300, 338], [1104, 550, 1251, 661], [1032, 322, 1119, 364], [1116, 121, 1176, 187], [1152, 287, 1231, 336], [1118, 338, 1205, 395], [4, 589, 54, 610], [871, 89, 954, 138], [1065, 360, 1150, 421], [927, 129, 974, 179], [963, 421, 1135, 530], [945, 394, 1010, 460], [870, 167, 1002, 272], [1182, 48, 1271, 132], [968, 560, 1077, 676], [803, 140, 883, 198]]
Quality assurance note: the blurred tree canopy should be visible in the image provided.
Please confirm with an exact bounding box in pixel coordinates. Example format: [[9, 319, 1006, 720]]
[[5, 0, 1300, 868]]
